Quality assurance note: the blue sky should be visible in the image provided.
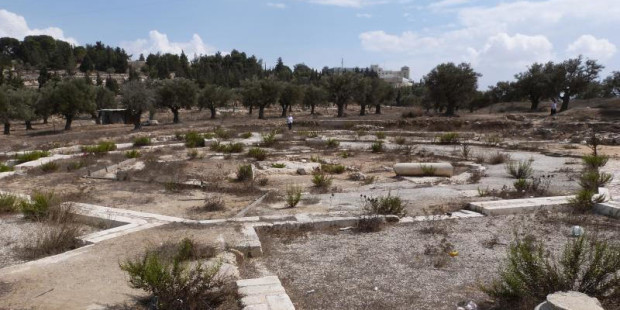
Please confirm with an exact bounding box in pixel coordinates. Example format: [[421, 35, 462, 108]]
[[1, 0, 618, 87]]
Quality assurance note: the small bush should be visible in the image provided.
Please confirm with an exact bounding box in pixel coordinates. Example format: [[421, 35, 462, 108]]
[[488, 152, 510, 165], [16, 151, 50, 164], [325, 138, 340, 149], [394, 137, 407, 145], [310, 155, 326, 164], [483, 235, 620, 307], [133, 137, 151, 147], [582, 154, 608, 170], [375, 132, 386, 140], [125, 150, 141, 159], [213, 127, 231, 139], [0, 163, 14, 172], [202, 196, 225, 212], [187, 149, 199, 160], [356, 215, 383, 233], [340, 151, 353, 158], [461, 144, 471, 160], [363, 192, 406, 216], [370, 141, 384, 153], [271, 163, 286, 168], [240, 132, 253, 139], [285, 185, 303, 208], [66, 161, 86, 172], [40, 161, 59, 173], [321, 163, 346, 174], [82, 141, 117, 154], [475, 155, 486, 164], [185, 132, 205, 148], [261, 131, 277, 147], [0, 194, 20, 214], [485, 134, 504, 145], [513, 179, 529, 192], [247, 147, 267, 161], [437, 132, 459, 144], [212, 142, 245, 153], [120, 239, 229, 310], [420, 165, 437, 176], [257, 177, 269, 186], [468, 170, 484, 183], [20, 191, 60, 221], [236, 164, 253, 182], [506, 160, 533, 179], [20, 223, 82, 259], [311, 171, 332, 189]]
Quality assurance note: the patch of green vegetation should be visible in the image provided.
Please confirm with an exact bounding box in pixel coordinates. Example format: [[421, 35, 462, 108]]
[[40, 161, 59, 173], [0, 193, 20, 214], [185, 132, 205, 148], [325, 138, 340, 149], [375, 132, 386, 140], [370, 141, 384, 153], [236, 164, 253, 182], [437, 132, 459, 144], [247, 147, 267, 160], [0, 163, 14, 172], [285, 185, 303, 208], [271, 163, 286, 168], [125, 150, 141, 159], [82, 141, 117, 154], [363, 192, 406, 216], [321, 163, 346, 174], [133, 137, 151, 147], [15, 151, 50, 164], [240, 132, 253, 139]]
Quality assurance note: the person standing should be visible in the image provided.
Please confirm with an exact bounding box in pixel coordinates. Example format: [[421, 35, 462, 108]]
[[287, 115, 293, 130], [550, 101, 557, 116]]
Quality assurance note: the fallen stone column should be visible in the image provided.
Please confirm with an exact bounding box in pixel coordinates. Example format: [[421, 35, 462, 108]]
[[393, 163, 454, 177]]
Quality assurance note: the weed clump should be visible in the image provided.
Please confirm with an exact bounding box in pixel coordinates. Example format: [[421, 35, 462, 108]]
[[247, 147, 267, 161], [0, 193, 20, 214], [0, 163, 14, 172], [285, 185, 303, 208], [261, 131, 277, 147], [355, 215, 383, 233], [213, 127, 231, 140], [375, 132, 386, 140], [185, 132, 205, 148], [236, 164, 253, 182], [82, 141, 117, 154], [363, 192, 406, 217], [311, 171, 332, 189], [488, 152, 510, 165], [20, 191, 60, 221], [325, 138, 340, 149], [240, 132, 253, 139], [40, 161, 59, 173], [506, 160, 533, 179], [394, 137, 407, 145], [202, 196, 225, 212], [370, 141, 384, 153], [569, 133, 613, 212], [125, 150, 141, 159], [321, 163, 346, 174], [437, 132, 459, 144], [15, 151, 50, 164], [271, 163, 286, 168], [133, 137, 151, 147]]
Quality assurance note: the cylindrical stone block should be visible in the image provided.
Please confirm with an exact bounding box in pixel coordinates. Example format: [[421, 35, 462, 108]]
[[393, 163, 454, 177]]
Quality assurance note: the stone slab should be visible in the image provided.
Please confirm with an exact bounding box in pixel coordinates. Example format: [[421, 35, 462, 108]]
[[469, 196, 574, 215], [237, 276, 282, 288], [594, 201, 620, 219]]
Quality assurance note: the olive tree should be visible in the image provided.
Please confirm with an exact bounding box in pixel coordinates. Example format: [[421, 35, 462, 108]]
[[197, 84, 232, 119], [423, 62, 480, 116], [121, 81, 154, 130], [49, 78, 96, 130], [155, 78, 197, 123]]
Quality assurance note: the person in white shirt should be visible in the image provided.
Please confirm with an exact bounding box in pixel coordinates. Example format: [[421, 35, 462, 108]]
[[287, 115, 293, 130]]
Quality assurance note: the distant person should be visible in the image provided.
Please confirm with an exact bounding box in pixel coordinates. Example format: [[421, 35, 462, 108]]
[[287, 115, 293, 130], [550, 101, 557, 116]]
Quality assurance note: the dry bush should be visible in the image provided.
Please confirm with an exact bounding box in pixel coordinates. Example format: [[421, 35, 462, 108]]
[[488, 152, 510, 165], [202, 196, 225, 212], [506, 160, 534, 179], [0, 193, 20, 214], [363, 192, 406, 217], [468, 170, 484, 183], [285, 185, 303, 208], [423, 238, 455, 268], [355, 215, 384, 233], [20, 223, 82, 259]]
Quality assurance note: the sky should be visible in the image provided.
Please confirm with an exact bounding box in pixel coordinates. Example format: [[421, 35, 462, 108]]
[[0, 0, 618, 87]]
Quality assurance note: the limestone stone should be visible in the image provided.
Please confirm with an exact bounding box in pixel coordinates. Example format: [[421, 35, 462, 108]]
[[543, 291, 604, 310], [393, 162, 454, 177]]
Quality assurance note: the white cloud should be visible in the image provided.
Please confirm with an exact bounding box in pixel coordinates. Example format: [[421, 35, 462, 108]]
[[567, 35, 616, 60], [120, 30, 216, 59], [356, 13, 372, 18], [267, 2, 287, 9], [359, 30, 441, 52], [303, 0, 387, 8], [474, 33, 554, 66], [0, 9, 78, 45], [428, 0, 471, 10]]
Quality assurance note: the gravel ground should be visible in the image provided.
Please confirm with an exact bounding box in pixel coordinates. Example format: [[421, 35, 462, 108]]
[[256, 213, 620, 310]]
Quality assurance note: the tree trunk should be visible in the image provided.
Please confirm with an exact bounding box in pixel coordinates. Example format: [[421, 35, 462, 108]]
[[337, 103, 345, 117], [43, 116, 48, 124], [360, 104, 366, 116], [248, 105, 253, 115], [310, 104, 315, 115], [289, 105, 292, 112], [258, 106, 265, 119], [445, 104, 455, 116], [3, 122, 9, 135], [560, 94, 570, 112], [375, 104, 381, 114], [93, 113, 101, 125], [530, 96, 540, 111], [210, 107, 216, 119], [133, 118, 142, 130], [64, 115, 73, 130], [25, 121, 33, 130], [281, 104, 288, 117], [172, 108, 180, 123]]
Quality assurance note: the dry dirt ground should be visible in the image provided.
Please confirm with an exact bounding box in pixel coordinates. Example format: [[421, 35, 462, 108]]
[[0, 100, 619, 309], [254, 213, 620, 310]]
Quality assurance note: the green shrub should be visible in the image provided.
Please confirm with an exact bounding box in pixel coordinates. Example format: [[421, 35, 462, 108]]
[[271, 163, 286, 168], [285, 185, 303, 208], [578, 170, 613, 191], [437, 132, 459, 144], [213, 127, 231, 139], [420, 165, 437, 176], [325, 138, 340, 148], [370, 141, 384, 153], [20, 191, 60, 221], [0, 163, 14, 172], [120, 239, 228, 310], [40, 161, 59, 173], [212, 142, 245, 153], [236, 164, 253, 182], [340, 151, 353, 158], [184, 132, 205, 148], [375, 132, 386, 140], [82, 141, 117, 154], [311, 171, 332, 189], [247, 147, 267, 161], [261, 131, 277, 147], [125, 150, 141, 159], [321, 163, 346, 174], [66, 161, 86, 172], [133, 137, 151, 147], [513, 179, 529, 192], [506, 160, 533, 179], [483, 235, 620, 307], [363, 192, 406, 216], [16, 151, 50, 164], [394, 137, 407, 145], [488, 152, 510, 165], [240, 132, 253, 139], [0, 194, 20, 214]]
